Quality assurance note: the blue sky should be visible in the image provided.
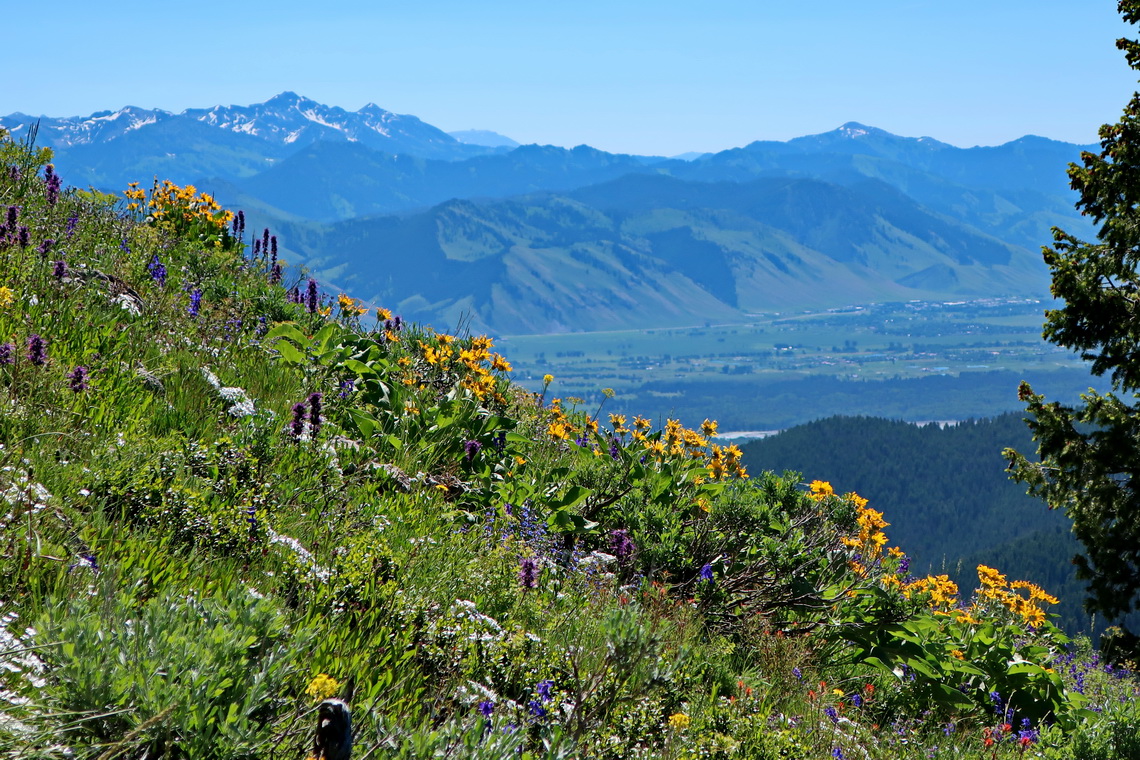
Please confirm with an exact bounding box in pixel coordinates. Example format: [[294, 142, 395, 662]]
[[7, 0, 1135, 155]]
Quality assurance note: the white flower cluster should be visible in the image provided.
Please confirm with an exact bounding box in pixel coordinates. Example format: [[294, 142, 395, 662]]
[[201, 367, 255, 417]]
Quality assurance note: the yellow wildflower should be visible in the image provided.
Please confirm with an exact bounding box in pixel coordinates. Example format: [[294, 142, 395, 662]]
[[543, 373, 554, 385], [701, 418, 718, 437], [305, 673, 339, 702], [951, 649, 965, 660], [809, 480, 834, 500], [0, 286, 14, 309], [667, 712, 691, 730]]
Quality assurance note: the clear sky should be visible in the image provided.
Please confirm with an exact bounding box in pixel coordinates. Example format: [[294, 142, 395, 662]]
[[6, 0, 1136, 155]]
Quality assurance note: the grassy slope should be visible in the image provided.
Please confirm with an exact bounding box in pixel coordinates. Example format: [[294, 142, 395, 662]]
[[0, 133, 1137, 760]]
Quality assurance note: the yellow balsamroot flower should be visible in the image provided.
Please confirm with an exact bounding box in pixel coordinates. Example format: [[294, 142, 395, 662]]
[[491, 354, 513, 372], [977, 565, 1007, 590], [336, 293, 368, 317], [547, 421, 573, 440], [305, 673, 339, 702], [0, 286, 14, 309], [667, 712, 691, 730], [543, 373, 554, 385], [701, 418, 718, 437], [809, 480, 834, 500], [377, 307, 393, 321]]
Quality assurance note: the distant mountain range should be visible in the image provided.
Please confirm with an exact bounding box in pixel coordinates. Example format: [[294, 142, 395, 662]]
[[2, 94, 1100, 334]]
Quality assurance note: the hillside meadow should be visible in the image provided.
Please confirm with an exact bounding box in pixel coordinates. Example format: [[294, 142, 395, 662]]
[[1, 130, 1138, 759]]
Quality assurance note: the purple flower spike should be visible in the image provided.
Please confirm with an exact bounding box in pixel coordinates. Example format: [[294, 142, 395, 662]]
[[478, 700, 494, 717], [699, 563, 714, 583], [0, 344, 13, 365], [306, 279, 319, 313], [290, 402, 307, 438], [53, 260, 67, 281], [148, 254, 167, 287], [464, 439, 481, 462], [65, 214, 78, 237], [609, 529, 634, 561], [44, 165, 61, 206], [519, 556, 539, 589], [308, 392, 323, 435], [188, 289, 202, 317], [67, 365, 89, 392], [27, 334, 47, 366]]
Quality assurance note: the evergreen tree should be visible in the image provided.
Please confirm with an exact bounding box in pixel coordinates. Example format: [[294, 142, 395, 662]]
[[1007, 0, 1140, 627]]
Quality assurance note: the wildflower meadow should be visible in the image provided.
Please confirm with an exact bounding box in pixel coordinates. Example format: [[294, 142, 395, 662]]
[[0, 128, 1137, 759]]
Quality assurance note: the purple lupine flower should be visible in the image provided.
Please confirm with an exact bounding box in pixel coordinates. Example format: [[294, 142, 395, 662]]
[[17, 226, 29, 248], [290, 402, 307, 438], [897, 556, 910, 576], [824, 706, 839, 724], [53, 260, 67, 281], [609, 436, 621, 460], [231, 213, 241, 238], [536, 680, 553, 701], [393, 315, 402, 330], [5, 206, 17, 231], [793, 667, 802, 681], [270, 262, 282, 284], [308, 392, 323, 435], [27, 334, 47, 366], [464, 440, 481, 462], [120, 237, 130, 255], [851, 693, 863, 708], [831, 749, 845, 760], [270, 235, 278, 266], [252, 239, 261, 258], [262, 228, 270, 259], [699, 563, 714, 583], [65, 214, 78, 238], [8, 167, 19, 182], [609, 529, 634, 561], [527, 700, 547, 718], [519, 556, 539, 589], [0, 344, 13, 365], [37, 238, 54, 256], [148, 254, 167, 287], [338, 379, 354, 398], [478, 700, 494, 717], [66, 365, 89, 392], [306, 279, 319, 313], [491, 432, 507, 453], [188, 288, 202, 317], [236, 210, 245, 240]]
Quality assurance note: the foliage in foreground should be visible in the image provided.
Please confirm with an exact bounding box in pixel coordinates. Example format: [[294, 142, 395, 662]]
[[0, 130, 1136, 760]]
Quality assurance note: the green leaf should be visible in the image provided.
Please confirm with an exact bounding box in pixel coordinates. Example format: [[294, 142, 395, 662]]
[[273, 341, 305, 365]]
